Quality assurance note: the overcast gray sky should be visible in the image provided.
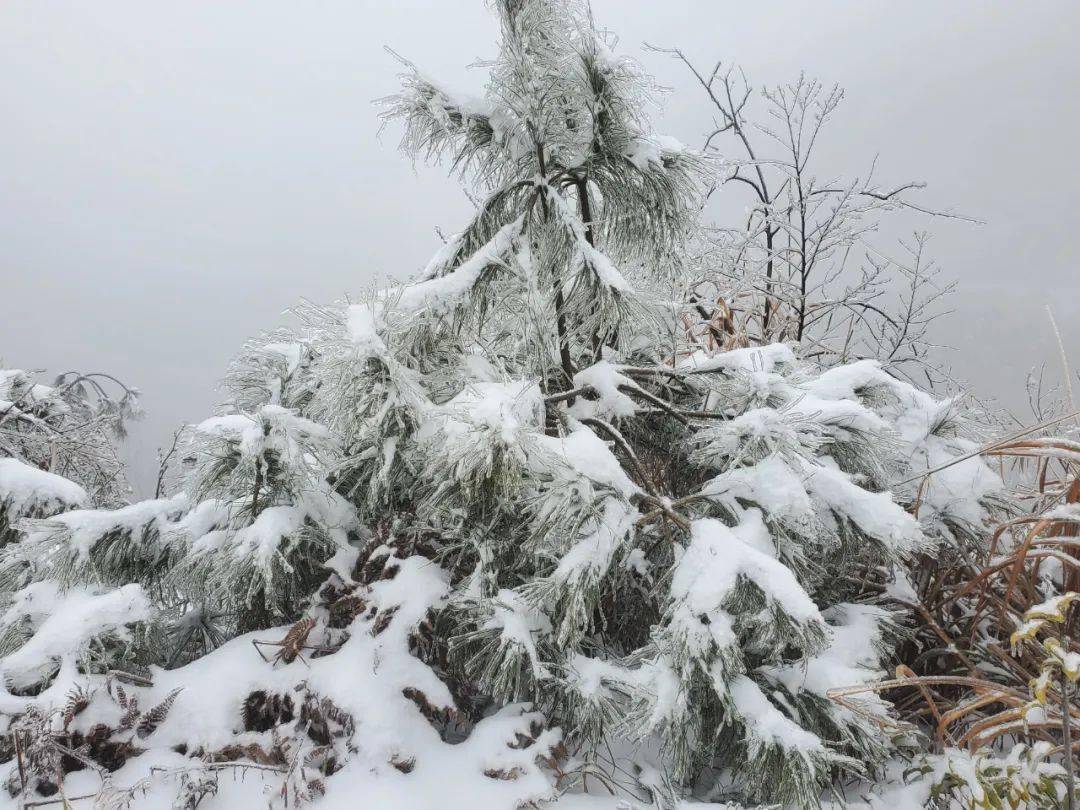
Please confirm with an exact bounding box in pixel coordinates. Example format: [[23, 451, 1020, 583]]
[[2, 1, 1078, 495]]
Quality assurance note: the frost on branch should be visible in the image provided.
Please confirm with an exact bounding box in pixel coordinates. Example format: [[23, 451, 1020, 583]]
[[0, 367, 138, 508]]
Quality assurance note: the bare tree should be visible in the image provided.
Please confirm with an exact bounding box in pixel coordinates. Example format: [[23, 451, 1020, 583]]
[[154, 426, 187, 500], [652, 46, 971, 385]]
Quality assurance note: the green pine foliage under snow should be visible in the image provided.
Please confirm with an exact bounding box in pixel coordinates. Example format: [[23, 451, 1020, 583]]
[[0, 2, 1017, 808]]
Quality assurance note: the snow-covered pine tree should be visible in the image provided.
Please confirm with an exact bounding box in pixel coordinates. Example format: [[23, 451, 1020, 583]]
[[0, 367, 142, 682], [0, 339, 349, 681], [0, 367, 155, 747], [162, 337, 353, 636], [335, 0, 997, 805], [0, 2, 1000, 807], [0, 337, 564, 806]]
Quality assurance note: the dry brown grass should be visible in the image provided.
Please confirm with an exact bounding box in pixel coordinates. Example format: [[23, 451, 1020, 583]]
[[830, 432, 1080, 760]]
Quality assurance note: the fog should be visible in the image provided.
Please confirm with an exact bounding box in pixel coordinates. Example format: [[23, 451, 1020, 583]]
[[2, 1, 1078, 494]]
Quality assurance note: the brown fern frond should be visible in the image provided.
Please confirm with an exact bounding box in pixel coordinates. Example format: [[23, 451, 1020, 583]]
[[62, 685, 93, 730], [136, 687, 183, 739], [275, 617, 317, 665]]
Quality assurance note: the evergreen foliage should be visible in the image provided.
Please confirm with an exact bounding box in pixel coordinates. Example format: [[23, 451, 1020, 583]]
[[0, 367, 139, 540], [0, 2, 1003, 807]]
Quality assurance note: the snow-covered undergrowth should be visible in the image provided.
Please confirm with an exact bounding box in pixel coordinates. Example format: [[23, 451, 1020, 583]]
[[0, 1, 1009, 807], [0, 341, 1000, 809]]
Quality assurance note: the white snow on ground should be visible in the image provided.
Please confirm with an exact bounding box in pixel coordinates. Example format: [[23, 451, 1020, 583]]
[[0, 554, 564, 810]]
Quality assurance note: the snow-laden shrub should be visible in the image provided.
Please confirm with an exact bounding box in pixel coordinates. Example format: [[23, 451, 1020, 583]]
[[0, 368, 139, 509]]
